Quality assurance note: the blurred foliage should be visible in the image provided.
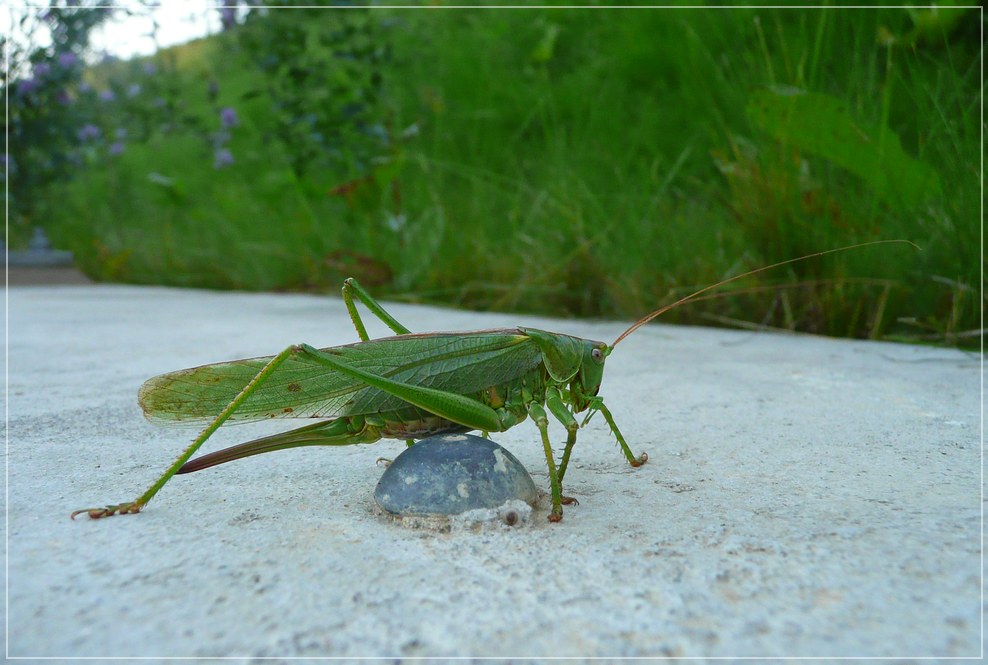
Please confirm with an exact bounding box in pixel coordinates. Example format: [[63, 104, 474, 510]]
[[9, 3, 983, 346], [236, 3, 391, 178], [747, 88, 942, 209], [2, 2, 114, 239]]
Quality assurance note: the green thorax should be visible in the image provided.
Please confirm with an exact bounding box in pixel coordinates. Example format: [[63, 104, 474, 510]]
[[518, 327, 608, 409]]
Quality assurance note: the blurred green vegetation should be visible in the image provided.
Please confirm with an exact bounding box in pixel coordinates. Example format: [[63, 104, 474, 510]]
[[26, 4, 982, 345]]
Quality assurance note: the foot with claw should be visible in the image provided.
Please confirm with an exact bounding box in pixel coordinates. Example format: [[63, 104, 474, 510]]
[[71, 502, 142, 520]]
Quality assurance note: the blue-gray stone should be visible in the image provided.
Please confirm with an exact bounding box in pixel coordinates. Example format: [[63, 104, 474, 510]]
[[374, 433, 538, 516]]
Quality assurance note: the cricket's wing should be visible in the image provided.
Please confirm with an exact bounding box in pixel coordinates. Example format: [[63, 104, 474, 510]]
[[138, 330, 541, 426]]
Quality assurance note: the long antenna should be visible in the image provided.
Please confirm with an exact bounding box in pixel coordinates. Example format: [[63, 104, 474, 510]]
[[611, 239, 920, 347]]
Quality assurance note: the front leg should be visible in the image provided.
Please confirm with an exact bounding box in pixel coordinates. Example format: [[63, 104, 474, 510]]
[[587, 396, 648, 468]]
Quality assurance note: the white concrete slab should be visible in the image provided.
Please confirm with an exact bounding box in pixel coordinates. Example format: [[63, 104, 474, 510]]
[[6, 285, 982, 658]]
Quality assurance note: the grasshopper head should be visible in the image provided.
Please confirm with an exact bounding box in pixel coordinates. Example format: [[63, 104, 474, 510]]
[[572, 340, 609, 409]]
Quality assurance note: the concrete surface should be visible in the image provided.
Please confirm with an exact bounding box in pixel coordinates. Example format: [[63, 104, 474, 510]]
[[6, 284, 982, 658]]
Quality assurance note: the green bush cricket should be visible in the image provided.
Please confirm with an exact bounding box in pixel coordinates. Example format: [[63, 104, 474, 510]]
[[72, 240, 914, 522]]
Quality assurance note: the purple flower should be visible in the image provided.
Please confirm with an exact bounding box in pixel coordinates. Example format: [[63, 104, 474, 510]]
[[18, 77, 39, 96], [109, 142, 125, 156], [33, 62, 51, 78], [58, 52, 79, 69], [78, 81, 92, 94], [99, 89, 115, 102], [127, 83, 141, 97], [143, 62, 157, 76], [220, 107, 239, 128], [213, 148, 235, 169], [220, 6, 237, 30], [77, 124, 101, 141], [115, 128, 128, 139], [57, 89, 72, 105]]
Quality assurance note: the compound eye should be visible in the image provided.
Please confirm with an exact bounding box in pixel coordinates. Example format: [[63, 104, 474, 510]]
[[591, 347, 603, 363]]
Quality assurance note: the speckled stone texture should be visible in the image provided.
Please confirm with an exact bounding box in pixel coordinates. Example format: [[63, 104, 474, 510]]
[[375, 433, 538, 516]]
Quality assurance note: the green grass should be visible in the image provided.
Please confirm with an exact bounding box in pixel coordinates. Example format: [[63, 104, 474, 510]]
[[41, 4, 982, 346]]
